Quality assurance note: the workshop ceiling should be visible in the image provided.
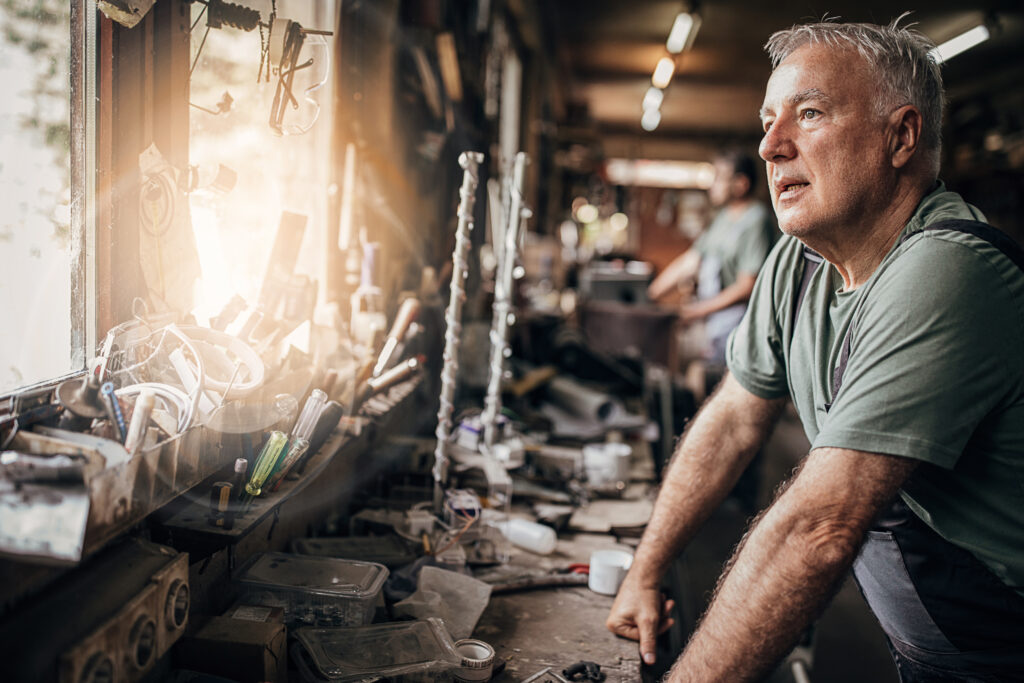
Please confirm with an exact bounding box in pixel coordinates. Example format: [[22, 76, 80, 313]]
[[541, 0, 1024, 160]]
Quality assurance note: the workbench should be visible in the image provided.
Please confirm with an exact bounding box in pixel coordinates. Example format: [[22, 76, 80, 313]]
[[475, 533, 644, 682]]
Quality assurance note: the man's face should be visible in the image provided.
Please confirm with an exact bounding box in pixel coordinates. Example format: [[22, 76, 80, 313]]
[[707, 160, 734, 208], [758, 44, 894, 239]]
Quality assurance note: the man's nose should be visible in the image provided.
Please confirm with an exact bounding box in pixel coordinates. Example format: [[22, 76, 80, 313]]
[[759, 120, 795, 163]]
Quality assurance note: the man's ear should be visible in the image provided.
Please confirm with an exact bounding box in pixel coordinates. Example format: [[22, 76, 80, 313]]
[[890, 105, 923, 169]]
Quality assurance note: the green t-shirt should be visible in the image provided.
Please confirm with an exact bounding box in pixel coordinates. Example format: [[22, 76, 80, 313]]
[[727, 183, 1024, 595], [695, 201, 775, 290]]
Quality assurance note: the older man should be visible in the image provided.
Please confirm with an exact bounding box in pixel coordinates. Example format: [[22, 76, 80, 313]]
[[606, 19, 1024, 683]]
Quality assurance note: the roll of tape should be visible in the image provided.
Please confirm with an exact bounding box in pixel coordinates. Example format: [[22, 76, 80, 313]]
[[453, 638, 495, 682]]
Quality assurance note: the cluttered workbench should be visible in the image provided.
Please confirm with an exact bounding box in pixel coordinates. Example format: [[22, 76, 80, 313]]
[[0, 152, 678, 682], [476, 532, 644, 682]]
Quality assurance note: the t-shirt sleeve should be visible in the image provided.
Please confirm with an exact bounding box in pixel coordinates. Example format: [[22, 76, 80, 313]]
[[726, 236, 798, 400], [735, 211, 774, 277], [813, 236, 1023, 468], [694, 228, 709, 256]]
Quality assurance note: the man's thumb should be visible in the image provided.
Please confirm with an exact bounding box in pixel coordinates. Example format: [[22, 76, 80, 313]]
[[639, 619, 657, 665]]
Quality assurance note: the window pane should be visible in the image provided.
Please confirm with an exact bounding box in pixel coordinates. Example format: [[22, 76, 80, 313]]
[[0, 1, 81, 394]]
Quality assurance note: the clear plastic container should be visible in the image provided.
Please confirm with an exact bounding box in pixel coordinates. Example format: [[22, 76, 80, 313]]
[[236, 552, 388, 627], [291, 535, 416, 568], [293, 617, 461, 682]]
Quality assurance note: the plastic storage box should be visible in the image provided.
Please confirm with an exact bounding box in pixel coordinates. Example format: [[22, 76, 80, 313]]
[[291, 535, 417, 568], [236, 552, 388, 627], [292, 618, 461, 682]]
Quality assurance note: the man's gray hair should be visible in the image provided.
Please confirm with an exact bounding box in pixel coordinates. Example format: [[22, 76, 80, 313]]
[[765, 16, 944, 174]]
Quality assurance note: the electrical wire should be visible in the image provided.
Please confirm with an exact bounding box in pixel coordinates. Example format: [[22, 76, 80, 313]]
[[115, 383, 192, 434], [166, 324, 205, 431], [190, 25, 212, 78], [431, 514, 477, 558]]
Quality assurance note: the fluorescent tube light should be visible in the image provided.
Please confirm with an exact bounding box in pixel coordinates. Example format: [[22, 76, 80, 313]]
[[652, 57, 675, 89], [667, 12, 700, 53], [641, 108, 661, 132], [929, 24, 989, 64], [642, 86, 664, 111], [605, 159, 716, 189]]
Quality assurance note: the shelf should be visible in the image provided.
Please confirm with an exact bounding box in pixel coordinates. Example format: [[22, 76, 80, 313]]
[[156, 375, 425, 543]]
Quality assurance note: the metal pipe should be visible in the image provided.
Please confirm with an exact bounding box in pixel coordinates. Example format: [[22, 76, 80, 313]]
[[791, 660, 812, 683], [482, 152, 528, 449], [434, 151, 484, 511]]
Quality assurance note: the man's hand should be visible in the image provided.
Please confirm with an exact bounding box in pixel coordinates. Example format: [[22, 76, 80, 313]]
[[680, 299, 714, 323], [606, 577, 676, 664], [680, 273, 758, 323], [602, 375, 784, 667], [649, 249, 701, 301]]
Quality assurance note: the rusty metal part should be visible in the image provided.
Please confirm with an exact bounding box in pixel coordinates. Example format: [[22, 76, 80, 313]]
[[56, 374, 107, 420]]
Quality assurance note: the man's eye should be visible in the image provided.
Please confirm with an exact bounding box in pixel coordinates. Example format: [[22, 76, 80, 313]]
[[762, 119, 773, 132], [801, 109, 820, 120]]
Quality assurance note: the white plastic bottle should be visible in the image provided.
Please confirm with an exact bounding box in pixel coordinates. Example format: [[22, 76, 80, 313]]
[[500, 518, 557, 555]]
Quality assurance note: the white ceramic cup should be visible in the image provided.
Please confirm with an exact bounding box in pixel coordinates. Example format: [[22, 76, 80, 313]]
[[588, 549, 634, 595]]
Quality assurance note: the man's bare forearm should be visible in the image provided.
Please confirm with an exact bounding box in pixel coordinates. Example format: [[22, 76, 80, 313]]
[[630, 375, 784, 586], [667, 448, 918, 682], [681, 275, 757, 322]]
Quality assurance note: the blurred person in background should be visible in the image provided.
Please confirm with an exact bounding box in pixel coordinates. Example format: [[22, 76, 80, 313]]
[[648, 150, 775, 402]]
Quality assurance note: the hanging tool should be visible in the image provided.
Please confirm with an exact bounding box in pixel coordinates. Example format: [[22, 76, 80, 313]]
[[268, 19, 333, 135]]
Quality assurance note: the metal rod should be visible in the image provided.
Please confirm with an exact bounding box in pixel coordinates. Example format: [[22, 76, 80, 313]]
[[482, 152, 528, 449], [792, 660, 812, 683], [433, 151, 484, 512]]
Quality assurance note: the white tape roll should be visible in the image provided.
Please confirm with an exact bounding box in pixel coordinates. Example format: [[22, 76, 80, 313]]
[[453, 639, 495, 682]]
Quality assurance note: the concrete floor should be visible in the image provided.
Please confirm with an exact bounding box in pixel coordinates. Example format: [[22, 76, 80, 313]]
[[669, 405, 899, 683]]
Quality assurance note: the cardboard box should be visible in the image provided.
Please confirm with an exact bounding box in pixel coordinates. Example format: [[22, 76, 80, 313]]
[[225, 604, 286, 624], [175, 616, 287, 683]]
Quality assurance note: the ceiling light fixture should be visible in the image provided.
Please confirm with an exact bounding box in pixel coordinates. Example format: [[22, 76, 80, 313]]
[[641, 108, 661, 132], [642, 86, 664, 112], [666, 12, 701, 54], [605, 159, 716, 189], [929, 24, 990, 64], [652, 57, 675, 89]]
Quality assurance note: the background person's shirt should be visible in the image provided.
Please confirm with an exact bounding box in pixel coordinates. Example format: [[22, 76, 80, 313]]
[[694, 201, 774, 362]]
